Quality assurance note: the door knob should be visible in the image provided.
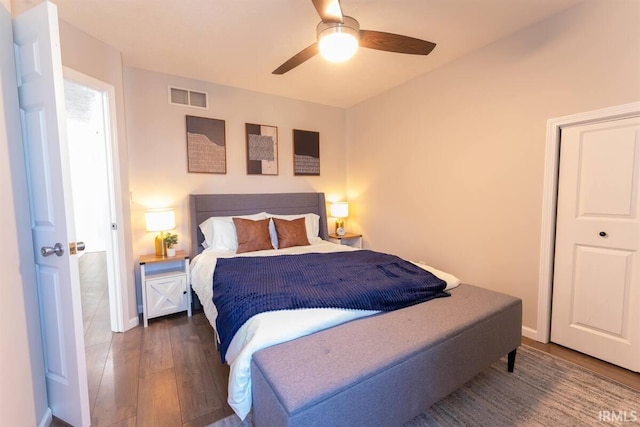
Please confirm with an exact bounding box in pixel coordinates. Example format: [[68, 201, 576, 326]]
[[77, 241, 86, 252], [41, 243, 65, 257], [599, 231, 607, 237]]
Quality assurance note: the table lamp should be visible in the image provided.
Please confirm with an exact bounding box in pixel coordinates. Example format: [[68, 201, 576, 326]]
[[145, 208, 175, 256], [330, 202, 349, 236]]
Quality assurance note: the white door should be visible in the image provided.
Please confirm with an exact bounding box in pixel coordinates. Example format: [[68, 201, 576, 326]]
[[13, 2, 91, 425], [551, 116, 640, 372]]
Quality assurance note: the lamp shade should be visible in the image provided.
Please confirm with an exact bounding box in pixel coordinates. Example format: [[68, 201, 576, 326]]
[[317, 16, 360, 63], [330, 202, 349, 218], [145, 209, 175, 232]]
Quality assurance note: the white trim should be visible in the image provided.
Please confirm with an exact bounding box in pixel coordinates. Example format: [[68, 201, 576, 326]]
[[127, 314, 140, 330], [537, 101, 640, 343], [522, 326, 537, 340], [38, 408, 52, 427], [62, 66, 129, 333]]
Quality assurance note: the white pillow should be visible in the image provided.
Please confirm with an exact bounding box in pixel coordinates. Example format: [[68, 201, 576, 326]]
[[199, 212, 267, 251], [266, 212, 321, 248]]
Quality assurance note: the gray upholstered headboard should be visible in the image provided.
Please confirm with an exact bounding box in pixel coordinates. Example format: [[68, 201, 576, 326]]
[[189, 192, 329, 255]]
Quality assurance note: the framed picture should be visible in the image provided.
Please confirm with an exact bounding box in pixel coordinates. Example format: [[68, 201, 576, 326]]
[[293, 129, 320, 176], [186, 115, 226, 174], [246, 123, 278, 175]]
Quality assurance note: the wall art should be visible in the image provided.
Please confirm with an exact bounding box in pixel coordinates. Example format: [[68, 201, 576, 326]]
[[293, 129, 320, 176], [246, 123, 278, 175], [186, 115, 226, 174]]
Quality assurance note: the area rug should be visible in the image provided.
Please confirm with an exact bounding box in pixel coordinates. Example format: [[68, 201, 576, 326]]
[[209, 345, 639, 426]]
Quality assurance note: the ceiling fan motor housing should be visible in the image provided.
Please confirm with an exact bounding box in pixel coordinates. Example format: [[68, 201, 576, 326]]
[[317, 16, 360, 62]]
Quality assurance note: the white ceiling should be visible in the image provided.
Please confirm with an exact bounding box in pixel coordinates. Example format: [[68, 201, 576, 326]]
[[13, 0, 585, 108]]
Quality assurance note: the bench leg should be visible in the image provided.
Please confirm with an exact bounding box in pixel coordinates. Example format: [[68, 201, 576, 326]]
[[507, 348, 517, 372]]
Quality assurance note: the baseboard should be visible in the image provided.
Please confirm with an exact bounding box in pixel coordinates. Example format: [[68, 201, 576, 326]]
[[522, 326, 537, 341], [38, 408, 52, 427], [126, 314, 140, 331]]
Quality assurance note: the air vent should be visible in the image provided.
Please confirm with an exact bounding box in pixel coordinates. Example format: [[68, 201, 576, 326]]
[[169, 86, 208, 109]]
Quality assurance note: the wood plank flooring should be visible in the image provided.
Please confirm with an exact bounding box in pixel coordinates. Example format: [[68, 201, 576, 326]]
[[522, 336, 639, 391], [53, 253, 638, 425], [54, 252, 233, 427], [80, 312, 232, 427]]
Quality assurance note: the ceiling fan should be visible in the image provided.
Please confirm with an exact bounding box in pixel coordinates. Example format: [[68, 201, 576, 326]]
[[272, 0, 436, 75]]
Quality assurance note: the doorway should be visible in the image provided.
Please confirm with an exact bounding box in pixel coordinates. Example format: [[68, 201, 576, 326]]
[[63, 69, 124, 333], [537, 102, 640, 365]]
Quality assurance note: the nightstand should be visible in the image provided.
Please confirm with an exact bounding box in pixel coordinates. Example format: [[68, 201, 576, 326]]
[[140, 250, 191, 327], [328, 232, 363, 248]]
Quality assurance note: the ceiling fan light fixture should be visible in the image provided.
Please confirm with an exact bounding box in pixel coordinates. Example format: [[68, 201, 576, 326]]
[[317, 16, 360, 63]]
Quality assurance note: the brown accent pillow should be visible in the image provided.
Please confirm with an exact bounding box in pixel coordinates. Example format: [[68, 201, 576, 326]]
[[233, 217, 273, 253], [273, 217, 310, 249]]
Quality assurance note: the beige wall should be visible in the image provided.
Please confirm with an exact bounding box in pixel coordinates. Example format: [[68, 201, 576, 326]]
[[124, 67, 347, 304], [58, 20, 138, 324], [0, 1, 49, 425], [346, 0, 640, 331]]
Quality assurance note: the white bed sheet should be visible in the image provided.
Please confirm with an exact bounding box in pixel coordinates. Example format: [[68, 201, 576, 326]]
[[190, 240, 460, 420]]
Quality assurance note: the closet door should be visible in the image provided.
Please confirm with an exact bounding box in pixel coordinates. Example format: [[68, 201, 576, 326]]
[[551, 116, 640, 372]]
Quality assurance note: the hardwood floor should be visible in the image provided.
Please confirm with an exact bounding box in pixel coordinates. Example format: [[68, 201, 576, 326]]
[[53, 252, 234, 427], [522, 336, 639, 392], [53, 254, 638, 426]]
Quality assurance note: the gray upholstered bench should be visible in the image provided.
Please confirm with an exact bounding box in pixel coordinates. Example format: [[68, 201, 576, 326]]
[[251, 284, 522, 427]]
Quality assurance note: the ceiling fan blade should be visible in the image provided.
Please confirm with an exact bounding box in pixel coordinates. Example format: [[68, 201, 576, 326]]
[[311, 0, 343, 23], [359, 30, 436, 55], [272, 43, 319, 75]]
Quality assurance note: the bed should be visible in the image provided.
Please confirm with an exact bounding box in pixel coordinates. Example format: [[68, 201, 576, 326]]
[[189, 192, 522, 426]]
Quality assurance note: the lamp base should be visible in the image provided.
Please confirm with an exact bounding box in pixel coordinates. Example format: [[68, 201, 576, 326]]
[[155, 234, 167, 257], [335, 218, 345, 236]]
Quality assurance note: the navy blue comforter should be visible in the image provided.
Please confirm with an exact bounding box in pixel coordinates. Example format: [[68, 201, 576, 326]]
[[213, 250, 449, 361]]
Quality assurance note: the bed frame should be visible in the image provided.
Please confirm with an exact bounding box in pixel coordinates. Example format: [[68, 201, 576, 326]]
[[188, 192, 522, 426]]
